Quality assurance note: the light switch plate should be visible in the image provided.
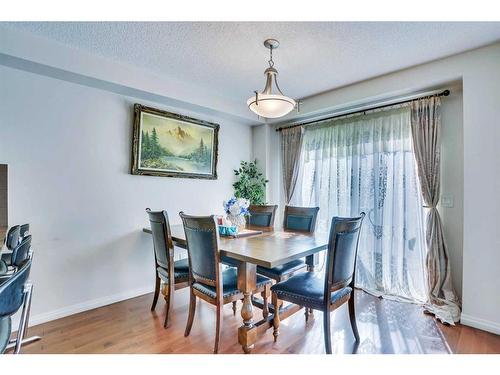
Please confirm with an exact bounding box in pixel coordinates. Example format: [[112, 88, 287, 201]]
[[441, 194, 454, 208]]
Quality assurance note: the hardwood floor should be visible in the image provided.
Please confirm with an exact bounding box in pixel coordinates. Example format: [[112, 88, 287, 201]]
[[16, 288, 500, 354], [439, 322, 500, 354]]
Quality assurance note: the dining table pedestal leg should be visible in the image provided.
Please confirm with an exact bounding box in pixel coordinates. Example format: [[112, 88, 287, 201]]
[[305, 253, 319, 272], [237, 262, 257, 354]]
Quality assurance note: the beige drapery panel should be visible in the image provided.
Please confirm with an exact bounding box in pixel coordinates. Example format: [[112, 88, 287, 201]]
[[410, 96, 461, 324], [280, 126, 304, 204]]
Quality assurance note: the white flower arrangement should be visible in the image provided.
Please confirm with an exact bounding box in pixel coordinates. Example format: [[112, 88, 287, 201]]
[[223, 197, 250, 228]]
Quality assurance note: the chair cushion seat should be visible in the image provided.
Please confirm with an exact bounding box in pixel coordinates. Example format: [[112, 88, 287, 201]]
[[220, 255, 240, 267], [0, 317, 11, 354], [0, 259, 8, 276], [193, 267, 272, 299], [156, 258, 190, 282], [257, 259, 306, 280], [271, 272, 352, 310]]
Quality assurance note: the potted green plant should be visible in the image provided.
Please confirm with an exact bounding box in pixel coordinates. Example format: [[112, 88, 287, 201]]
[[232, 160, 268, 205]]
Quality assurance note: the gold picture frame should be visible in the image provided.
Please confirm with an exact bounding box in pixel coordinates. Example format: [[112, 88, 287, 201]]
[[131, 104, 219, 179]]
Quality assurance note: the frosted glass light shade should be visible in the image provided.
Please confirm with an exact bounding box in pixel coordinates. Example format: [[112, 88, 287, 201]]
[[247, 94, 296, 119]]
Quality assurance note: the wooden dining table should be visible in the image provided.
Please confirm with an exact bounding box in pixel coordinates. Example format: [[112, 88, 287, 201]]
[[143, 224, 329, 353]]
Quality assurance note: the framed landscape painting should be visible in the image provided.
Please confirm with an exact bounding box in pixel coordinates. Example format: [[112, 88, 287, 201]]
[[131, 104, 219, 179]]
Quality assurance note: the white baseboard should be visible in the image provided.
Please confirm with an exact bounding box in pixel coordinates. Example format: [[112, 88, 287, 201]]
[[461, 313, 500, 335], [13, 286, 154, 329]]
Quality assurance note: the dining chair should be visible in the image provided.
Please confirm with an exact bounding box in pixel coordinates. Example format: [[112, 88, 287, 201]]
[[256, 206, 320, 283], [271, 213, 365, 354], [18, 224, 30, 243], [282, 205, 320, 233], [179, 212, 272, 354], [247, 204, 278, 229], [146, 208, 190, 328], [10, 235, 32, 270], [1, 234, 32, 276], [3, 225, 20, 250], [1, 226, 20, 273], [0, 259, 33, 354]]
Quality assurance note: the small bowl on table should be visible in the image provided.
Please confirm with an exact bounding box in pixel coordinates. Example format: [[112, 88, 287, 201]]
[[218, 225, 238, 237]]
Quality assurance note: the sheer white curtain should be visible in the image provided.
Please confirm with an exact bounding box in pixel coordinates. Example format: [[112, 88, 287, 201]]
[[293, 107, 428, 303]]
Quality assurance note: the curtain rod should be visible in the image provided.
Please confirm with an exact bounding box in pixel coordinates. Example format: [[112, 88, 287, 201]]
[[275, 89, 450, 132]]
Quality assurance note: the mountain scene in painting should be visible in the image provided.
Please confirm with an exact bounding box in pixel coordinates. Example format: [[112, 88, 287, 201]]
[[139, 112, 214, 174]]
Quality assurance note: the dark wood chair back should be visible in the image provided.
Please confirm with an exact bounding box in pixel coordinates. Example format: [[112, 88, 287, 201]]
[[283, 206, 320, 233], [324, 214, 365, 296], [248, 205, 278, 228], [145, 209, 173, 271], [4, 225, 20, 250], [179, 213, 220, 288]]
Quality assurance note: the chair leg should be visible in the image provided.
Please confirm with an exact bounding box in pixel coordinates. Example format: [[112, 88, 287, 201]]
[[214, 303, 223, 354], [272, 292, 280, 342], [163, 282, 174, 328], [184, 289, 196, 337], [23, 284, 35, 340], [163, 295, 170, 328], [232, 301, 237, 315], [323, 310, 332, 354], [151, 276, 161, 311], [304, 306, 310, 322], [348, 293, 360, 342], [262, 284, 270, 319], [13, 284, 32, 354], [6, 284, 41, 353]]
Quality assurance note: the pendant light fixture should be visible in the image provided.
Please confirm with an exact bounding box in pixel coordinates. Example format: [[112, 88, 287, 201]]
[[247, 39, 296, 119]]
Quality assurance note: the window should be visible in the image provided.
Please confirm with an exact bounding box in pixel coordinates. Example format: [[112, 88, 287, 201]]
[[293, 107, 427, 303]]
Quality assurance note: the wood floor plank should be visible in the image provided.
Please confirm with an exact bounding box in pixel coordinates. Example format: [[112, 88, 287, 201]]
[[14, 288, 500, 354]]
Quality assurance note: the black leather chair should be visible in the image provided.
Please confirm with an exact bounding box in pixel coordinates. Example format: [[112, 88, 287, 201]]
[[282, 205, 320, 233], [10, 236, 32, 270], [146, 209, 190, 328], [271, 213, 365, 354], [1, 235, 32, 276], [179, 212, 272, 354], [0, 259, 33, 354], [1, 224, 29, 270], [247, 204, 278, 228], [256, 206, 320, 283], [1, 226, 21, 274], [3, 225, 20, 250], [18, 224, 29, 243]]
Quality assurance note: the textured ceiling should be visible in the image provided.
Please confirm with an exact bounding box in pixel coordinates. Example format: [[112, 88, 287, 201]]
[[4, 22, 500, 104]]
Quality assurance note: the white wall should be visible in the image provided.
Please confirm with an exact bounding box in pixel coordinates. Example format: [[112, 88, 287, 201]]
[[256, 43, 500, 334], [0, 26, 255, 124], [0, 65, 252, 325]]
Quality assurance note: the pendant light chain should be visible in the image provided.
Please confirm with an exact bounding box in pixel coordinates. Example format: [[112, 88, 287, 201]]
[[268, 46, 274, 68]]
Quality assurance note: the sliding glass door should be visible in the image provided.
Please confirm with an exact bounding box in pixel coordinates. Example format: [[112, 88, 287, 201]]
[[293, 107, 427, 303]]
